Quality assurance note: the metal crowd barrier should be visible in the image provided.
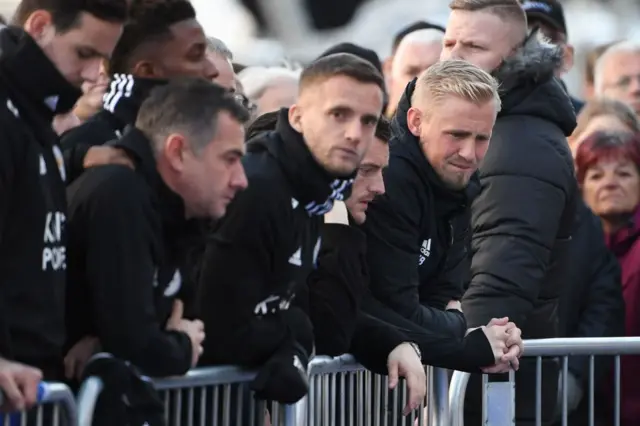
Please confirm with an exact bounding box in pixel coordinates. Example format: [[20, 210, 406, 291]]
[[449, 336, 640, 426], [0, 382, 77, 426], [76, 354, 449, 426]]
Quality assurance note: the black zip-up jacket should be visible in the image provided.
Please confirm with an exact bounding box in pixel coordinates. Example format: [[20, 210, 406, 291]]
[[306, 222, 496, 373], [0, 27, 81, 378], [65, 127, 195, 378], [461, 32, 579, 339], [360, 80, 475, 338], [197, 109, 354, 369], [60, 74, 166, 183]]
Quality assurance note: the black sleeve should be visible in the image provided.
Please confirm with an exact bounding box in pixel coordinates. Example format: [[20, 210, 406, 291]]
[[0, 126, 17, 248], [60, 120, 114, 183], [362, 294, 495, 372], [463, 172, 568, 328], [0, 128, 18, 356], [568, 209, 625, 384], [197, 177, 313, 367], [349, 312, 407, 375], [307, 224, 367, 357], [78, 169, 192, 377], [362, 166, 467, 336]]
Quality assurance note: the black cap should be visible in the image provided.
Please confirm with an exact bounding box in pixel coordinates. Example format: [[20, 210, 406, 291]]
[[392, 21, 446, 53], [316, 42, 388, 111], [317, 42, 384, 75], [521, 0, 567, 36]]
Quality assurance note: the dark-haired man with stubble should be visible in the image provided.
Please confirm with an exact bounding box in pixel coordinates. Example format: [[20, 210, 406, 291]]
[[64, 78, 248, 380], [196, 53, 428, 405], [440, 0, 578, 423], [0, 0, 125, 410], [60, 0, 219, 183]]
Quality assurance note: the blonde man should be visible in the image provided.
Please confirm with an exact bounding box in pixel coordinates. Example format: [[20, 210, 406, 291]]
[[362, 59, 523, 388], [441, 0, 579, 424]]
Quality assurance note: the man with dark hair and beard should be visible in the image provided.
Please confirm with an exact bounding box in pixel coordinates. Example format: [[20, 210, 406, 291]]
[[60, 0, 219, 183], [196, 53, 426, 406], [440, 0, 578, 423], [0, 0, 126, 410]]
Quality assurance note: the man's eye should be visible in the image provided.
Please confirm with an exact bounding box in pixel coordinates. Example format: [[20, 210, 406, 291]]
[[77, 49, 93, 59]]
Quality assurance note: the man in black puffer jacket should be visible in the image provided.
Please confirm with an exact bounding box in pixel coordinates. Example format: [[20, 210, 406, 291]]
[[441, 0, 578, 424]]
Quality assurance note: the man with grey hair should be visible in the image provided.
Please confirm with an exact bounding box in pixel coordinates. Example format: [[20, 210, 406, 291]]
[[207, 36, 237, 90], [239, 66, 301, 116], [64, 78, 249, 379], [384, 28, 444, 116], [362, 59, 523, 376], [594, 39, 640, 115]]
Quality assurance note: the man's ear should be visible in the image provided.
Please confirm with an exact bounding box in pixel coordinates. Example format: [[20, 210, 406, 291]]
[[131, 61, 156, 78], [23, 10, 54, 43], [164, 133, 188, 172], [288, 104, 303, 133], [560, 43, 575, 76], [406, 107, 422, 137], [383, 56, 393, 89]]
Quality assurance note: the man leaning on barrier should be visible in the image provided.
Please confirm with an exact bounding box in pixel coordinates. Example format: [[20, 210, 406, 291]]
[[196, 53, 388, 404], [64, 79, 249, 380], [244, 114, 429, 416], [361, 60, 523, 371]]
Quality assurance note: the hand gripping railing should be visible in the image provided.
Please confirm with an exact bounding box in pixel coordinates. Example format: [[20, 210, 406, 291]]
[[449, 336, 640, 426], [0, 381, 78, 426]]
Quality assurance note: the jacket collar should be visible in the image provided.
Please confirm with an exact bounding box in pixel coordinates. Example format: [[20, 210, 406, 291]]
[[0, 26, 81, 120], [247, 108, 355, 216], [112, 127, 188, 232], [492, 29, 576, 136]]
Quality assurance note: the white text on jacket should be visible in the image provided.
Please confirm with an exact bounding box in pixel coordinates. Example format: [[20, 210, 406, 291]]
[[42, 211, 66, 271]]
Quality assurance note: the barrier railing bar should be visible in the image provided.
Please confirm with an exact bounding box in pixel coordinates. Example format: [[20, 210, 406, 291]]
[[77, 377, 104, 426], [523, 337, 640, 356], [449, 337, 640, 426]]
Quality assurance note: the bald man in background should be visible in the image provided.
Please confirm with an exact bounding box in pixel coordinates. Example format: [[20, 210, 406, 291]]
[[384, 29, 444, 116]]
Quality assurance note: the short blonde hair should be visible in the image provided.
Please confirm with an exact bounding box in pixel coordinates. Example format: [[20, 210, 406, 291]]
[[412, 59, 502, 112]]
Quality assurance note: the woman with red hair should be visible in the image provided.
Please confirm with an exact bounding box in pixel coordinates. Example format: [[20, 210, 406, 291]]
[[575, 131, 640, 425]]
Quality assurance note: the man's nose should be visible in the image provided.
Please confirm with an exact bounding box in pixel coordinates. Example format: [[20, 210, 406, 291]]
[[370, 175, 386, 197], [204, 56, 220, 81], [458, 138, 477, 162], [345, 121, 363, 141], [81, 59, 103, 85], [231, 163, 248, 190]]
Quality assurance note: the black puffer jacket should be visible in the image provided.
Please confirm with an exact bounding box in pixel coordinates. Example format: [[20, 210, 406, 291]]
[[462, 32, 578, 339]]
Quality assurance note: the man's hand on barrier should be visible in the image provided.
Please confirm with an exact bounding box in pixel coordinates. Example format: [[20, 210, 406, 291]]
[[387, 343, 427, 415], [64, 336, 101, 380], [84, 146, 134, 169], [480, 317, 521, 373], [0, 357, 42, 412], [166, 300, 205, 366]]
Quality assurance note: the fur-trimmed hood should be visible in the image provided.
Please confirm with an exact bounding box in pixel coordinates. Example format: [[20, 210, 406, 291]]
[[494, 30, 563, 93], [493, 29, 576, 136]]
